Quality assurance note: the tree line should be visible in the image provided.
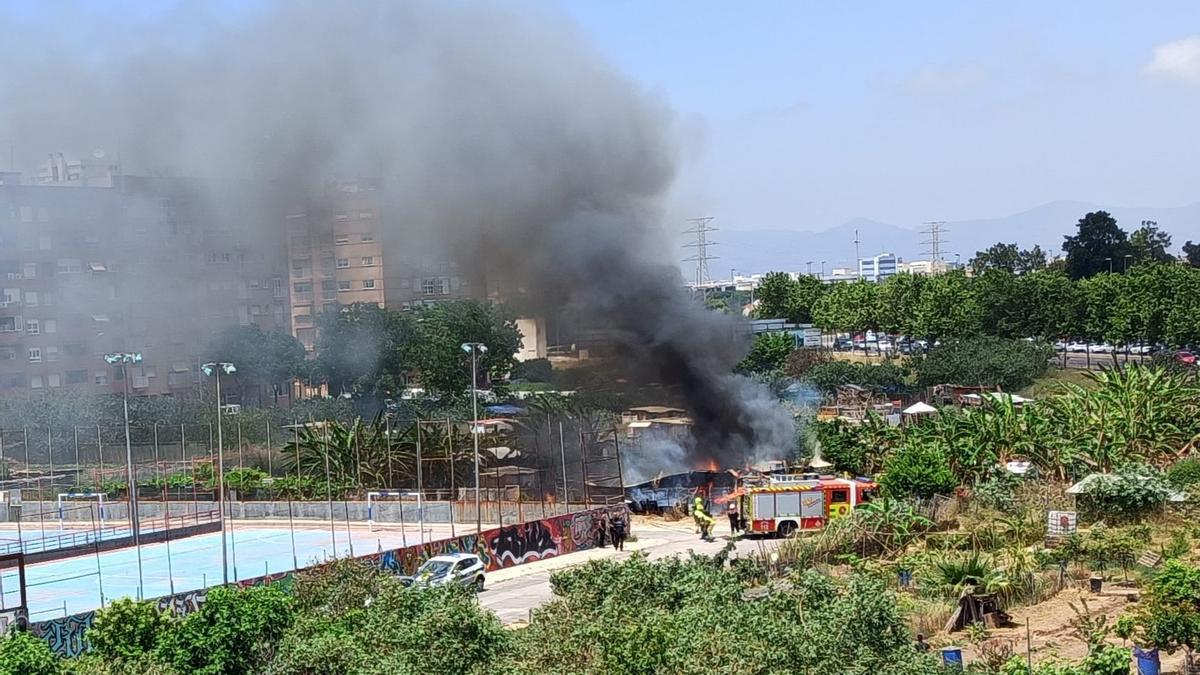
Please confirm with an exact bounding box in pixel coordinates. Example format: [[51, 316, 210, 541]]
[[205, 299, 522, 405], [755, 211, 1200, 348]]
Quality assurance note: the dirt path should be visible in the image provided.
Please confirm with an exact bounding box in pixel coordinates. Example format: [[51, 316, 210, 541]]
[[952, 587, 1187, 673]]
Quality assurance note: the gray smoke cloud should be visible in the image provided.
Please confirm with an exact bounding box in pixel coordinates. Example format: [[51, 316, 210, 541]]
[[0, 0, 793, 468]]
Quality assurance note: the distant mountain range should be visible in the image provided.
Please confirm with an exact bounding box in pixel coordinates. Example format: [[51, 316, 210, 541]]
[[712, 201, 1200, 276]]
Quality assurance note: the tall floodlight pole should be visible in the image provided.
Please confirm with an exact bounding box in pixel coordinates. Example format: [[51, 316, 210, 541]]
[[201, 361, 236, 585], [461, 342, 487, 534], [104, 352, 144, 599]]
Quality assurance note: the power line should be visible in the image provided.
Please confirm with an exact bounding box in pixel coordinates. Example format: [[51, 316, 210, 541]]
[[921, 221, 948, 262], [682, 217, 718, 299]]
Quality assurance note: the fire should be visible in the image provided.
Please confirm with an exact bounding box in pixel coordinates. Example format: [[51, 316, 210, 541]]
[[701, 459, 719, 472]]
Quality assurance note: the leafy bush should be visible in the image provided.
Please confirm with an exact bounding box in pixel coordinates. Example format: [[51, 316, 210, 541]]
[[1075, 464, 1171, 522], [1135, 560, 1200, 653], [915, 336, 1052, 390], [88, 598, 173, 661], [156, 585, 292, 675], [784, 347, 832, 379], [804, 360, 908, 394], [0, 631, 59, 675], [1166, 457, 1200, 489], [879, 441, 958, 499], [971, 473, 1022, 512], [512, 358, 553, 383], [223, 467, 269, 494], [736, 332, 795, 375], [273, 559, 511, 674], [515, 554, 937, 675]]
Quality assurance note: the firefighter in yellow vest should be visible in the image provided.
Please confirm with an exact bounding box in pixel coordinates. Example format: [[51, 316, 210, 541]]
[[693, 494, 715, 541]]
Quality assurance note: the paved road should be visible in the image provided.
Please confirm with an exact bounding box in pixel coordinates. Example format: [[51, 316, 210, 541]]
[[481, 519, 777, 624]]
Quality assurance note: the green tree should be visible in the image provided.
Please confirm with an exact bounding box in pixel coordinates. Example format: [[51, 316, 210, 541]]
[[1182, 240, 1200, 268], [313, 303, 415, 398], [207, 324, 307, 405], [877, 273, 926, 336], [910, 270, 981, 342], [754, 271, 824, 323], [1130, 220, 1173, 264], [971, 242, 1048, 275], [737, 332, 794, 375], [88, 598, 174, 661], [1062, 211, 1133, 280], [970, 242, 1021, 274], [812, 280, 882, 344], [409, 299, 522, 399]]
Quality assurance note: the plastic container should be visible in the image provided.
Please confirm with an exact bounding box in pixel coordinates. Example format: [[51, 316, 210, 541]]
[[1133, 646, 1160, 675], [940, 646, 964, 670]]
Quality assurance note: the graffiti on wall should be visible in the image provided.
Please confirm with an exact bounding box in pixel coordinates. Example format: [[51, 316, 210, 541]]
[[33, 505, 627, 658], [487, 519, 560, 567], [30, 610, 95, 659]]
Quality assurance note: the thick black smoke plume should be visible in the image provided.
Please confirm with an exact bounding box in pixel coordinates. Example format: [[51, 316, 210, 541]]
[[0, 0, 793, 470]]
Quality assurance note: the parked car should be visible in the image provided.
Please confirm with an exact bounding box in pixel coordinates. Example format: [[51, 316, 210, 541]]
[[1066, 342, 1088, 353], [400, 553, 486, 591], [1087, 343, 1114, 354], [1177, 351, 1197, 366]]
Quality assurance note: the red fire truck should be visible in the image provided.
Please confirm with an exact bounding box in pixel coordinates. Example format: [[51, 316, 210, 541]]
[[739, 473, 877, 537]]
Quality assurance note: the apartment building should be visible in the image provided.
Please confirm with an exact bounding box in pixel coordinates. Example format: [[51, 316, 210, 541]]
[[0, 162, 289, 396], [285, 180, 386, 351]]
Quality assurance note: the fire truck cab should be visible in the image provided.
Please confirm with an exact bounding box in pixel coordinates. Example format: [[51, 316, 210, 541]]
[[742, 473, 877, 537]]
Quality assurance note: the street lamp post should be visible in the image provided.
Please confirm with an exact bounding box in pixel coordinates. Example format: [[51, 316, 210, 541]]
[[820, 261, 826, 279], [103, 352, 144, 599], [201, 361, 236, 585], [1123, 254, 1132, 273], [461, 343, 487, 534], [1105, 257, 1113, 274]]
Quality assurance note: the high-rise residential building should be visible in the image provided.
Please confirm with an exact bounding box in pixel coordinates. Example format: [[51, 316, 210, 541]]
[[0, 163, 289, 396], [285, 180, 386, 352], [858, 253, 899, 283]]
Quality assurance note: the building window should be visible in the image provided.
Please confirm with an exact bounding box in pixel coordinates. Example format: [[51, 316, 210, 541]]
[[38, 236, 51, 251], [66, 369, 88, 385], [362, 279, 376, 290], [28, 348, 41, 362], [48, 373, 60, 388], [360, 233, 374, 242], [1, 288, 16, 304], [19, 206, 33, 222], [45, 346, 58, 362], [293, 282, 312, 293], [25, 319, 39, 335], [0, 317, 16, 332], [55, 258, 82, 274], [94, 371, 108, 386], [334, 213, 349, 222], [336, 258, 349, 269], [24, 291, 37, 307], [337, 280, 352, 292], [335, 235, 350, 245], [294, 314, 313, 325], [44, 319, 56, 334], [42, 292, 53, 306], [22, 263, 35, 279], [0, 347, 13, 360], [64, 343, 85, 356], [361, 256, 374, 267], [272, 277, 285, 299], [421, 277, 450, 296], [30, 376, 43, 389]]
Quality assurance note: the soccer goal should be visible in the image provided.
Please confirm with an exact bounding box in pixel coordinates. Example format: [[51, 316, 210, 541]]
[[56, 492, 106, 531], [366, 490, 412, 533]]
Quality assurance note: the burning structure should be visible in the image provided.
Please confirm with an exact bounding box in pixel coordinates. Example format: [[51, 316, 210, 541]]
[[0, 1, 794, 473]]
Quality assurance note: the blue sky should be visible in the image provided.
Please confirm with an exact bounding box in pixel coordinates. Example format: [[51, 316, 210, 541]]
[[7, 1, 1200, 233], [553, 1, 1200, 231]]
